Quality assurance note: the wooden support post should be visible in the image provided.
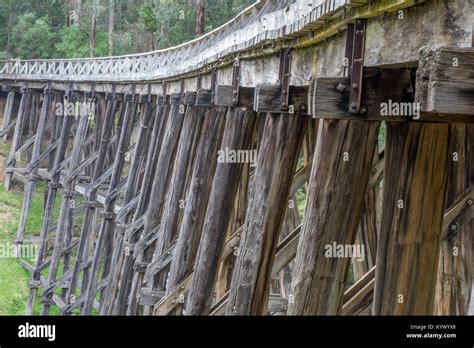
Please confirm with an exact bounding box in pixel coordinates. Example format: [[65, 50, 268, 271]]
[[25, 92, 74, 315], [16, 89, 52, 242], [186, 107, 256, 315], [101, 97, 155, 315], [112, 102, 168, 315], [65, 95, 118, 313], [435, 123, 473, 315], [26, 92, 39, 162], [1, 90, 15, 143], [373, 122, 450, 315], [41, 93, 91, 315], [166, 106, 227, 294], [287, 119, 379, 315], [5, 88, 31, 190], [144, 106, 205, 291], [126, 104, 185, 315], [226, 112, 306, 315], [82, 94, 137, 315]]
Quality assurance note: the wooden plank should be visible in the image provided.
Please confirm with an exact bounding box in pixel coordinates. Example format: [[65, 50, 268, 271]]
[[313, 68, 474, 123], [254, 85, 309, 114], [215, 86, 255, 107]]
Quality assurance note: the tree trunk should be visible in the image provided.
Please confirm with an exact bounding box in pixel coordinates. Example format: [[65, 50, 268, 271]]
[[89, 13, 96, 57], [195, 2, 205, 36], [108, 0, 115, 56]]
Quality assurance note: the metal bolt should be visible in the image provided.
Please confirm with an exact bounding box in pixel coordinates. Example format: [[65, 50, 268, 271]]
[[467, 199, 473, 206], [450, 224, 458, 232], [336, 83, 346, 93], [359, 105, 368, 115], [352, 83, 358, 89]]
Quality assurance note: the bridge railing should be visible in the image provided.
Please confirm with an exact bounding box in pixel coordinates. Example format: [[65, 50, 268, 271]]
[[0, 0, 349, 82]]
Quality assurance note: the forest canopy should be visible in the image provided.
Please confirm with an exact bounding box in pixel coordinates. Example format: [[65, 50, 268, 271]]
[[0, 0, 256, 60]]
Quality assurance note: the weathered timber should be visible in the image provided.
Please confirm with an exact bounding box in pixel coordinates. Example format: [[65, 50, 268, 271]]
[[82, 95, 137, 315], [101, 98, 155, 315], [186, 107, 256, 315], [215, 86, 255, 107], [65, 96, 119, 314], [342, 266, 376, 315], [226, 112, 306, 315], [1, 90, 15, 143], [416, 47, 474, 117], [113, 103, 169, 315], [144, 106, 205, 292], [4, 89, 31, 190], [254, 86, 309, 115], [373, 122, 450, 315], [25, 93, 75, 315], [435, 123, 473, 314], [287, 119, 380, 315], [16, 90, 52, 242], [127, 104, 185, 315], [196, 89, 212, 106], [166, 106, 227, 294], [41, 102, 90, 315]]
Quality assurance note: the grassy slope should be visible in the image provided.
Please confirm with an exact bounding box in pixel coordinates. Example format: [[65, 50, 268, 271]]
[[0, 142, 61, 315]]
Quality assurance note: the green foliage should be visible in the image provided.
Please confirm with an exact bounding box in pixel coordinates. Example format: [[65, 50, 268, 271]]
[[139, 5, 159, 33], [10, 13, 56, 59], [0, 0, 258, 59], [56, 25, 109, 58]]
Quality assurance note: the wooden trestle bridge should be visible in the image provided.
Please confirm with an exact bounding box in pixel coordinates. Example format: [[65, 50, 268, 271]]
[[0, 0, 472, 316]]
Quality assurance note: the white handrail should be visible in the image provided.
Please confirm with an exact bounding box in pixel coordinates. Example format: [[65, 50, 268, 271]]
[[0, 0, 345, 82]]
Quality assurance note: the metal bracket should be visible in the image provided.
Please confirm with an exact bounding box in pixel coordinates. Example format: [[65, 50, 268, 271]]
[[180, 79, 185, 104], [346, 19, 367, 114], [85, 82, 95, 99], [140, 84, 152, 104], [44, 81, 52, 95], [106, 85, 116, 101], [197, 74, 202, 90], [232, 59, 241, 105], [279, 48, 292, 109], [211, 67, 218, 105], [101, 211, 116, 220]]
